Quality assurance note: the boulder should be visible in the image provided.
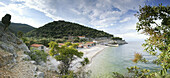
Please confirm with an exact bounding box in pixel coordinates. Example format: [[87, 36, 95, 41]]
[[20, 54, 31, 61], [30, 61, 37, 64], [39, 61, 46, 67], [0, 49, 15, 67], [36, 71, 44, 78]]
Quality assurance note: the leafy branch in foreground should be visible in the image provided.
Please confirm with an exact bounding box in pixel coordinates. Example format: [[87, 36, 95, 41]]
[[127, 4, 170, 78]]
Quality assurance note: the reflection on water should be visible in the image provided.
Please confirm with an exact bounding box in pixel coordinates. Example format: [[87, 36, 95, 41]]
[[88, 41, 160, 77]]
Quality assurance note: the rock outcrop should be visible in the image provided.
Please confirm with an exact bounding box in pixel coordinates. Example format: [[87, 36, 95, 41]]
[[114, 40, 128, 45], [0, 25, 57, 78], [0, 25, 30, 67]]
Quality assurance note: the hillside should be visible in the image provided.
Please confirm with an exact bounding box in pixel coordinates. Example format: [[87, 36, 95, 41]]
[[26, 20, 113, 38], [0, 24, 57, 78], [0, 22, 35, 34]]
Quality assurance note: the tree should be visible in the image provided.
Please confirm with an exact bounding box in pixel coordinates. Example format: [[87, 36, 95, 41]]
[[1, 14, 11, 31], [17, 31, 23, 38], [111, 37, 122, 40], [48, 41, 84, 76], [128, 4, 170, 77]]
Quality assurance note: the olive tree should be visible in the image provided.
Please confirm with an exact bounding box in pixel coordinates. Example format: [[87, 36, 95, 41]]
[[48, 41, 89, 77]]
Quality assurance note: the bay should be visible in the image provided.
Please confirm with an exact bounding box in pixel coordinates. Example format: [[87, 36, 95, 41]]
[[88, 41, 160, 77]]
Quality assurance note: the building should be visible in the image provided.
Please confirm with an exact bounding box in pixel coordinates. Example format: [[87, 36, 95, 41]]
[[78, 36, 86, 39], [30, 44, 47, 52], [85, 42, 96, 47]]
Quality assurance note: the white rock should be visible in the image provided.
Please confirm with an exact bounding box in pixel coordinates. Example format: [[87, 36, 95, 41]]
[[33, 66, 38, 71], [37, 71, 44, 78], [39, 61, 46, 67], [20, 54, 31, 61], [30, 61, 36, 64]]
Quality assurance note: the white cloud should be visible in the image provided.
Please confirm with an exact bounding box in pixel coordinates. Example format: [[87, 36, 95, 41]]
[[10, 0, 144, 27], [0, 2, 6, 6], [114, 32, 149, 41], [0, 0, 147, 40], [120, 17, 131, 23], [0, 2, 46, 27]]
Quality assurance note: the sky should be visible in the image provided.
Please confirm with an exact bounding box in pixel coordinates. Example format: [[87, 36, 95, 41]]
[[0, 0, 169, 41]]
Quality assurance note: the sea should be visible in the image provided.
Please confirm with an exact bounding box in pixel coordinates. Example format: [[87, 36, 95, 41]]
[[88, 41, 161, 77]]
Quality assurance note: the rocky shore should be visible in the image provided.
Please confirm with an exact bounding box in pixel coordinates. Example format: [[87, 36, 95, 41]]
[[114, 40, 128, 45]]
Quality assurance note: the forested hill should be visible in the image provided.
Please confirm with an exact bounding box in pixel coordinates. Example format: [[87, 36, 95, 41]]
[[26, 20, 113, 38], [0, 22, 35, 34]]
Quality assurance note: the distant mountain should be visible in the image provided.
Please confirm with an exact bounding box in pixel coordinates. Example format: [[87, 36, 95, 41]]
[[0, 22, 35, 34], [26, 20, 113, 38]]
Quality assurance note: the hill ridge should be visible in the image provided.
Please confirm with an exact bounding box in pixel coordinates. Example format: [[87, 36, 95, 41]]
[[26, 20, 113, 38]]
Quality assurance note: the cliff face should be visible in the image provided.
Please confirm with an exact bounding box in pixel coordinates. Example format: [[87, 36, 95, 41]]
[[0, 25, 57, 78], [0, 25, 30, 67]]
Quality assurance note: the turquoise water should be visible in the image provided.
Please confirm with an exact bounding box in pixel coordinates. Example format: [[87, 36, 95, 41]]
[[88, 41, 160, 77]]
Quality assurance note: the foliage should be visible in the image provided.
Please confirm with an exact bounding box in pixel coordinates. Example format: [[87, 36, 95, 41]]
[[9, 22, 35, 34], [73, 37, 87, 43], [1, 14, 11, 31], [26, 20, 113, 38], [127, 66, 152, 78], [128, 4, 170, 78], [25, 47, 48, 64], [48, 41, 86, 76], [111, 37, 122, 40], [21, 37, 59, 47], [132, 53, 148, 63], [17, 31, 24, 38], [21, 37, 35, 48], [112, 72, 124, 78], [81, 57, 90, 66]]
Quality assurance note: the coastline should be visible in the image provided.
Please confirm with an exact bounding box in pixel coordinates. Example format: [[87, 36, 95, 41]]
[[78, 44, 108, 62], [47, 44, 108, 71]]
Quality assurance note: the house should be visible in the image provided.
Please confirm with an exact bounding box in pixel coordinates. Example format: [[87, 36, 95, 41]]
[[30, 44, 47, 52], [93, 40, 98, 44], [85, 42, 96, 47], [78, 36, 86, 39], [78, 43, 84, 48]]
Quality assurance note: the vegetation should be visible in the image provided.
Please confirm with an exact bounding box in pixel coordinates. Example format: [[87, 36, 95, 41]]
[[25, 47, 48, 64], [127, 4, 170, 78], [21, 37, 66, 47], [0, 21, 35, 34], [1, 14, 11, 31], [26, 20, 113, 38], [111, 37, 122, 40], [48, 41, 89, 77], [17, 31, 24, 38], [9, 22, 35, 34]]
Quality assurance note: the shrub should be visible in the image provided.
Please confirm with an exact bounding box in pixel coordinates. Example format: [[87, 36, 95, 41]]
[[25, 47, 48, 64]]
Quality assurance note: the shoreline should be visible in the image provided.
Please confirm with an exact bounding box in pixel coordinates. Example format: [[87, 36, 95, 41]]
[[89, 46, 107, 63], [47, 44, 108, 71], [78, 44, 108, 62]]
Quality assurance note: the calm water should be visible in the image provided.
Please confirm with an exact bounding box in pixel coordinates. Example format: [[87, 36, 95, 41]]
[[88, 41, 160, 77]]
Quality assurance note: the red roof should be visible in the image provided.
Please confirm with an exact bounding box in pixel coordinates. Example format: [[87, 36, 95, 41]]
[[77, 43, 83, 44], [58, 43, 64, 46], [31, 44, 43, 48], [78, 36, 85, 38], [86, 42, 95, 44]]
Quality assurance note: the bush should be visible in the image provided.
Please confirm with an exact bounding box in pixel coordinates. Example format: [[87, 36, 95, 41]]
[[25, 47, 48, 64]]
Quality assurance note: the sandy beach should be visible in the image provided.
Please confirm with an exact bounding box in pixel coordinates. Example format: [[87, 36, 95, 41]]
[[71, 44, 108, 70], [78, 44, 108, 62], [47, 44, 108, 71]]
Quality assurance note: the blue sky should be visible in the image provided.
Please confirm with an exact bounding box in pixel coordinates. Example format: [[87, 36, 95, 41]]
[[0, 0, 169, 41]]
